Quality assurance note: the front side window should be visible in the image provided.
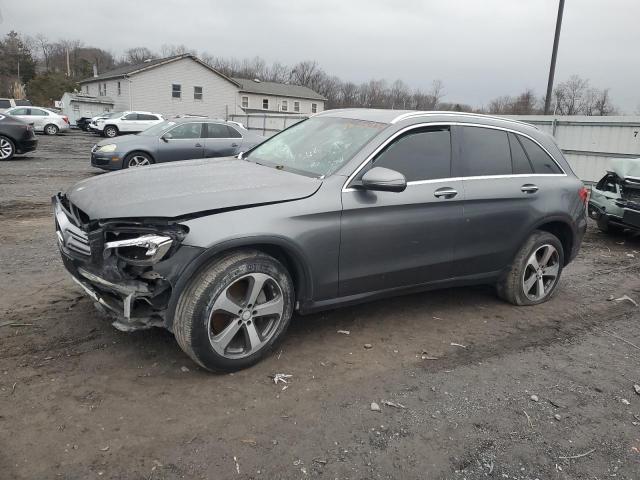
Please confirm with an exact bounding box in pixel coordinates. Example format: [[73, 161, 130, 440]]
[[262, 98, 269, 110], [294, 101, 300, 112], [281, 100, 288, 112], [459, 126, 512, 177], [194, 86, 203, 100], [518, 135, 563, 174], [311, 103, 318, 113], [167, 123, 203, 139], [10, 108, 29, 115], [247, 117, 386, 177], [172, 84, 181, 99], [241, 96, 249, 108], [372, 128, 451, 182]]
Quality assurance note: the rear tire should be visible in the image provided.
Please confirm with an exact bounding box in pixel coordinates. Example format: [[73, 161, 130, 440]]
[[104, 125, 118, 138], [44, 124, 59, 135], [173, 250, 294, 372], [496, 230, 564, 306], [0, 135, 15, 160]]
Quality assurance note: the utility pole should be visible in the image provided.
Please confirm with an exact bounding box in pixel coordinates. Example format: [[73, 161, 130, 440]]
[[544, 0, 565, 114]]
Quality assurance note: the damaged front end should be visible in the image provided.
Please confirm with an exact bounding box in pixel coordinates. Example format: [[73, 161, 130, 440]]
[[616, 176, 640, 228], [53, 193, 201, 331]]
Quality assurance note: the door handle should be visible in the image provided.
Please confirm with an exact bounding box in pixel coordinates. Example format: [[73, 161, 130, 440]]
[[434, 187, 458, 199], [231, 143, 239, 147], [521, 184, 539, 194], [195, 143, 202, 147]]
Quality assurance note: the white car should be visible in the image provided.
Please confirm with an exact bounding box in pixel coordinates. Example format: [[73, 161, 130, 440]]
[[94, 111, 165, 138], [4, 106, 70, 135]]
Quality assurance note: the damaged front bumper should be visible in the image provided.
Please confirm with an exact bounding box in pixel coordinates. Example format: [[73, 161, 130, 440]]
[[53, 194, 203, 331]]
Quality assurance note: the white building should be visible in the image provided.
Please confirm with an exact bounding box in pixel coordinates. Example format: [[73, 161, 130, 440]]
[[77, 54, 325, 119], [59, 92, 115, 126]]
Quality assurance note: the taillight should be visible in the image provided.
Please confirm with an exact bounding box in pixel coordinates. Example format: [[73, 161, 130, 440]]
[[579, 186, 590, 206], [63, 116, 70, 124]]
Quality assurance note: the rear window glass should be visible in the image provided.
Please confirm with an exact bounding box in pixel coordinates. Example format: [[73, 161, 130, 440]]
[[508, 133, 533, 174], [459, 127, 512, 176], [518, 136, 563, 174]]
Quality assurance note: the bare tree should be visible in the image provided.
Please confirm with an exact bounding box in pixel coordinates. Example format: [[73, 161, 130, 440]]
[[160, 44, 195, 57], [125, 47, 156, 64], [34, 34, 53, 72]]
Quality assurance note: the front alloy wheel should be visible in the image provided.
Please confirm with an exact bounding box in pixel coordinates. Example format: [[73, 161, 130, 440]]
[[126, 154, 152, 167], [522, 244, 560, 301], [173, 250, 294, 372]]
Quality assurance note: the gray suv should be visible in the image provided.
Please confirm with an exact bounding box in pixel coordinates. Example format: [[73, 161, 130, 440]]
[[53, 109, 587, 372]]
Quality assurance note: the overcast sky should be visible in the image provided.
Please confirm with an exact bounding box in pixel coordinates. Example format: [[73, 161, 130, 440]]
[[2, 0, 638, 112]]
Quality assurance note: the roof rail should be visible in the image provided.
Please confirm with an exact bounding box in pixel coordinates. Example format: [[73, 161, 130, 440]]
[[391, 111, 539, 129]]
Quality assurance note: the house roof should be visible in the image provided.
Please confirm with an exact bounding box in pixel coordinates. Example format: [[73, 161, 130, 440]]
[[232, 77, 326, 101], [65, 93, 114, 105], [79, 54, 240, 86]]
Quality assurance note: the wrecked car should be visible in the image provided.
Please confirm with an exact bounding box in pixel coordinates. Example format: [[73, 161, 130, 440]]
[[588, 157, 640, 233], [54, 109, 587, 372]]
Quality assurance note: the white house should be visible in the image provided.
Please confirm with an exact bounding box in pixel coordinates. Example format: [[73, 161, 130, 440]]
[[76, 54, 325, 119]]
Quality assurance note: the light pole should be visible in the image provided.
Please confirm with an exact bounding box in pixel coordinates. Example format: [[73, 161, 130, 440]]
[[544, 0, 565, 115]]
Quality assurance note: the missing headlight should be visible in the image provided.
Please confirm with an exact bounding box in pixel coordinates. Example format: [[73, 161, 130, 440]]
[[104, 234, 173, 265]]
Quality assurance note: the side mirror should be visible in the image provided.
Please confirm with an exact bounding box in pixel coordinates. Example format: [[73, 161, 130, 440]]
[[361, 167, 407, 193], [161, 132, 172, 142]]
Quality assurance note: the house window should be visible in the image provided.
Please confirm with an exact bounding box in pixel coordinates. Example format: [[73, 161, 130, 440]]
[[311, 103, 318, 113], [117, 81, 121, 96], [241, 96, 249, 108], [72, 104, 80, 112], [85, 85, 89, 94], [103, 83, 107, 96], [281, 100, 288, 112], [194, 86, 203, 100], [294, 101, 300, 112], [262, 98, 269, 110], [172, 84, 181, 99]]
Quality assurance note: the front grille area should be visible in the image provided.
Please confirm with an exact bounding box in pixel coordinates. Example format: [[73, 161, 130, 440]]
[[54, 196, 91, 257], [622, 186, 640, 204]]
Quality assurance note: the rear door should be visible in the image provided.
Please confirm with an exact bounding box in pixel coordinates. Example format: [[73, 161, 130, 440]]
[[203, 123, 242, 157], [453, 126, 561, 277], [29, 108, 50, 130], [118, 113, 140, 132], [339, 126, 464, 296], [156, 122, 205, 163], [138, 113, 162, 132]]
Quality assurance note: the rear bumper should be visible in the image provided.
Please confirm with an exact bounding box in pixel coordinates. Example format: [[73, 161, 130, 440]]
[[15, 137, 38, 154]]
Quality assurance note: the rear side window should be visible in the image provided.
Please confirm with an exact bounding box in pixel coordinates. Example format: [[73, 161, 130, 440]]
[[138, 114, 159, 121], [122, 113, 138, 120], [205, 123, 231, 138], [373, 127, 451, 181], [459, 126, 511, 177], [30, 109, 48, 116], [518, 135, 563, 174], [227, 126, 242, 138], [508, 133, 533, 174]]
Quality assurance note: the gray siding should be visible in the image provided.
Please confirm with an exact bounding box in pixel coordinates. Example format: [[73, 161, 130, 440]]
[[129, 58, 238, 118], [239, 92, 324, 114], [82, 79, 130, 111]]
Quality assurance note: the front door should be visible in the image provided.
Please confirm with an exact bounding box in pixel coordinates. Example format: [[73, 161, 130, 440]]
[[339, 126, 463, 296], [157, 122, 205, 163]]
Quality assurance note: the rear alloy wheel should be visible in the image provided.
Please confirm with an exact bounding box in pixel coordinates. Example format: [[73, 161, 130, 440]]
[[173, 250, 294, 372], [44, 124, 59, 135], [104, 126, 118, 138], [497, 230, 564, 306], [125, 152, 153, 168], [0, 136, 15, 160]]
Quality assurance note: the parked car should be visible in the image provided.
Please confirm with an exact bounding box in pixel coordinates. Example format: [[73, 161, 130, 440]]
[[90, 118, 264, 170], [588, 158, 640, 233], [53, 109, 587, 372], [4, 106, 70, 135], [88, 112, 117, 133], [0, 113, 38, 160], [92, 111, 164, 138], [0, 98, 32, 113], [75, 117, 92, 131]]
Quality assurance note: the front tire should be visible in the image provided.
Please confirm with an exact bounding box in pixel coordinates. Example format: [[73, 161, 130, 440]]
[[44, 124, 59, 135], [173, 250, 294, 372], [104, 125, 118, 138], [0, 135, 15, 160], [123, 152, 153, 168], [497, 231, 564, 306]]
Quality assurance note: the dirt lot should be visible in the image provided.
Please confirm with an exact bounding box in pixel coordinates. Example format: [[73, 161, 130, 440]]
[[1, 132, 640, 479]]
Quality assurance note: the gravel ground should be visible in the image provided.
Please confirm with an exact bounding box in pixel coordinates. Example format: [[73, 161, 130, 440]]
[[1, 132, 640, 479]]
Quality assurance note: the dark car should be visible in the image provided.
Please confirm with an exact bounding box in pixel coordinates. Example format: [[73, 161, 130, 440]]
[[54, 109, 587, 372], [76, 117, 92, 131], [90, 118, 264, 170], [0, 113, 38, 160]]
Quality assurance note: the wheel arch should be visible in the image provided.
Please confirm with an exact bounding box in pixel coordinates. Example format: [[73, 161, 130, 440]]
[[123, 149, 156, 164], [165, 236, 313, 329], [530, 216, 575, 266]]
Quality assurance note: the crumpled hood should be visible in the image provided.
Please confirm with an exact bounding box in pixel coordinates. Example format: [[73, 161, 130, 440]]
[[66, 157, 322, 219], [611, 157, 640, 180]]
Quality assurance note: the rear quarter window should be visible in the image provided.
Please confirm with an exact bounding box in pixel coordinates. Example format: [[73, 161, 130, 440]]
[[518, 135, 563, 174]]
